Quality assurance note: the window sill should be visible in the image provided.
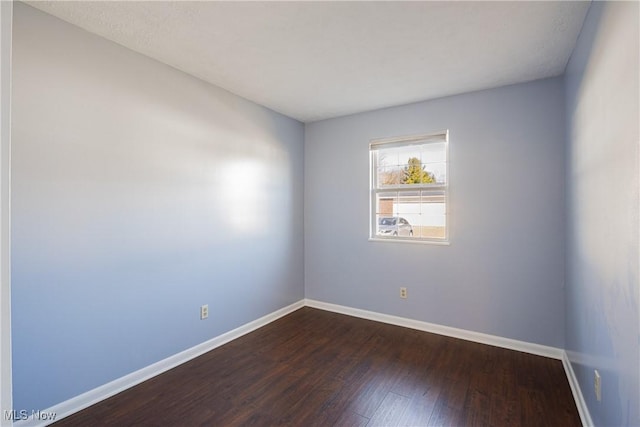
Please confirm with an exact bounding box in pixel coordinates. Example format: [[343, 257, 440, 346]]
[[368, 237, 450, 246]]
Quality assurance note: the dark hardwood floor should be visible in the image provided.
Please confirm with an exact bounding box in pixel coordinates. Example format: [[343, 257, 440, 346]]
[[52, 307, 581, 426]]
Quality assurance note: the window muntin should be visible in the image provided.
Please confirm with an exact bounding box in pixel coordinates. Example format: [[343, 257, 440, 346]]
[[370, 131, 448, 242]]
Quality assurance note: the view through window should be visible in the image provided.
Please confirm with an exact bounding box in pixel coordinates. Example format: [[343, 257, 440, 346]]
[[370, 131, 448, 242]]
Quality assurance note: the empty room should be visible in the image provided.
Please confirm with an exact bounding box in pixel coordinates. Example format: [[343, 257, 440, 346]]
[[0, 1, 638, 426]]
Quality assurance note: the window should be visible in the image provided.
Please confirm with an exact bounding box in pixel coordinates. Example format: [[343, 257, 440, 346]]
[[370, 130, 449, 243]]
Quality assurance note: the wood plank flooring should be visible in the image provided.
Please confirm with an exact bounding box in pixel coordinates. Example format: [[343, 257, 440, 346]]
[[52, 307, 581, 426]]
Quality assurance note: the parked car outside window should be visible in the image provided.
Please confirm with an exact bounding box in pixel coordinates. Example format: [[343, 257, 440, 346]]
[[378, 216, 413, 237]]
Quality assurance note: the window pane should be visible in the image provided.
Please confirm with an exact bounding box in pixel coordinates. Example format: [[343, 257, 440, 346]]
[[394, 191, 419, 238], [414, 191, 446, 239], [377, 142, 446, 187], [423, 161, 447, 185], [420, 142, 446, 163], [376, 192, 397, 216], [377, 166, 403, 186], [376, 194, 398, 236]]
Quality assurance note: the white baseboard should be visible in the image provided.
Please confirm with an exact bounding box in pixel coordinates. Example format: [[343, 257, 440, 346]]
[[15, 300, 305, 427], [304, 299, 564, 360], [17, 298, 583, 427], [562, 351, 594, 427]]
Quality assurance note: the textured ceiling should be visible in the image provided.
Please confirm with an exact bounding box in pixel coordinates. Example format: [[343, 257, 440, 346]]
[[26, 1, 590, 123]]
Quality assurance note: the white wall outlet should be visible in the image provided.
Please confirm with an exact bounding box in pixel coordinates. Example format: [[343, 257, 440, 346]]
[[200, 304, 209, 320], [594, 369, 601, 402], [400, 287, 407, 299]]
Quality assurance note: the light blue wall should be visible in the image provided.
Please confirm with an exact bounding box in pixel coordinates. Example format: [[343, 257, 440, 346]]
[[11, 4, 304, 412], [305, 78, 566, 348], [564, 2, 639, 426]]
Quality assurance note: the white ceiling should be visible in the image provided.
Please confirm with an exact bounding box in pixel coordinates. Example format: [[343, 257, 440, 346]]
[[26, 1, 590, 123]]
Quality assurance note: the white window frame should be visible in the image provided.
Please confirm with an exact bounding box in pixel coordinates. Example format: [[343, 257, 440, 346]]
[[369, 130, 449, 244]]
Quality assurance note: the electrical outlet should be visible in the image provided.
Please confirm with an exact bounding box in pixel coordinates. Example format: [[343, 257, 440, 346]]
[[200, 304, 209, 320], [594, 370, 601, 402], [400, 287, 407, 299]]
